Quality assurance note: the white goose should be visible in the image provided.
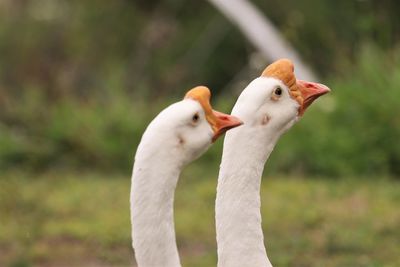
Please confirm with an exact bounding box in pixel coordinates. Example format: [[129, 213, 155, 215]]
[[130, 86, 242, 267], [216, 59, 330, 267]]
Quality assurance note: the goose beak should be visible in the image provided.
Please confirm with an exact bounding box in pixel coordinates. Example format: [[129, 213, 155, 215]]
[[211, 110, 243, 142], [297, 80, 330, 116], [184, 85, 243, 141]]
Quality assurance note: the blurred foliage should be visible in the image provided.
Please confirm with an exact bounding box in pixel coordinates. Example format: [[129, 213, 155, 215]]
[[0, 0, 247, 100], [267, 45, 400, 177], [254, 0, 400, 76], [0, 0, 399, 177], [1, 45, 399, 177], [1, 172, 399, 266]]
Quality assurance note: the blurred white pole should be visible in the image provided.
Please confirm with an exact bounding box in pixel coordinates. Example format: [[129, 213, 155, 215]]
[[207, 0, 317, 81]]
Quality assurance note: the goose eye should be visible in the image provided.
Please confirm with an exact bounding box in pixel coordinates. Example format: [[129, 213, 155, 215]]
[[271, 86, 283, 101], [274, 87, 282, 96], [192, 113, 200, 123]]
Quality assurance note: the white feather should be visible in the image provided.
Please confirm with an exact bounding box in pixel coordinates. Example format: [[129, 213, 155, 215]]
[[131, 99, 213, 267], [216, 77, 300, 267]]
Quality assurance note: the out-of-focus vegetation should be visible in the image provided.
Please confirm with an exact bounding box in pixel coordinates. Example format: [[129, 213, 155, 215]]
[[1, 1, 400, 266], [0, 0, 399, 177], [268, 46, 400, 177], [2, 47, 400, 177], [1, 171, 399, 267]]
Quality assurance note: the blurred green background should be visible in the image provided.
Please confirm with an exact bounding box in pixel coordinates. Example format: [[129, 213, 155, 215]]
[[0, 0, 399, 266]]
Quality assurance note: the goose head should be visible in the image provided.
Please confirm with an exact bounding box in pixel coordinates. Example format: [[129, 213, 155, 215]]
[[140, 86, 243, 164], [232, 59, 330, 135]]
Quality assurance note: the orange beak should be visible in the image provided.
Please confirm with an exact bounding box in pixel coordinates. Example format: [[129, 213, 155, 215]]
[[184, 86, 243, 142], [297, 80, 330, 116], [211, 110, 243, 142]]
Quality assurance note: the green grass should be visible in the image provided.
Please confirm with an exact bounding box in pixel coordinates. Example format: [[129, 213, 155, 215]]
[[0, 170, 399, 267]]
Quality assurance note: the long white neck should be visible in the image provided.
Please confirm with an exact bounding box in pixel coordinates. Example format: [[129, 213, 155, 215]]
[[131, 137, 183, 267], [216, 124, 282, 267]]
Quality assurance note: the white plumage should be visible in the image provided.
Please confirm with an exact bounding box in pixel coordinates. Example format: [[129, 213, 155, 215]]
[[130, 86, 242, 267], [216, 59, 330, 267]]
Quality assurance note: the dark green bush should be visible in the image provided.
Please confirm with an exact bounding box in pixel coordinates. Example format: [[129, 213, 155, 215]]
[[267, 45, 400, 177], [0, 88, 150, 172], [1, 46, 399, 178]]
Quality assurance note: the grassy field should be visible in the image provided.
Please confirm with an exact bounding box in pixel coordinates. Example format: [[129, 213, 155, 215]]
[[0, 170, 399, 267]]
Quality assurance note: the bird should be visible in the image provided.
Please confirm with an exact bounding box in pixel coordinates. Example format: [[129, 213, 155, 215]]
[[130, 86, 243, 267], [215, 59, 330, 267]]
